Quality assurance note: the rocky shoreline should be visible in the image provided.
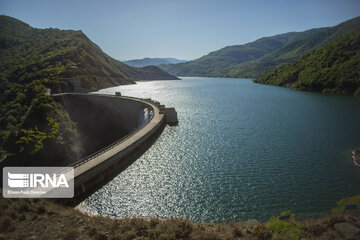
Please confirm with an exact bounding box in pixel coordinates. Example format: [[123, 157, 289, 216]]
[[352, 147, 360, 166]]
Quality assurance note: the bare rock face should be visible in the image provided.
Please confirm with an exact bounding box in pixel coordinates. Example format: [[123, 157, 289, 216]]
[[334, 222, 360, 239], [353, 147, 360, 166]]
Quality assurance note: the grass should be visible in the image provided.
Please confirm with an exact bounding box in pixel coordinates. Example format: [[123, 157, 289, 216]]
[[0, 195, 359, 240]]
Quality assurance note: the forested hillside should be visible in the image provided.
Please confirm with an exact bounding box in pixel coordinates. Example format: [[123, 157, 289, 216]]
[[222, 16, 360, 78], [161, 16, 360, 79], [254, 30, 360, 96], [0, 15, 177, 164]]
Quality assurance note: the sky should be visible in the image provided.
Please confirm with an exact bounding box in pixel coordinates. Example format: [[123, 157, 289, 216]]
[[0, 0, 359, 61]]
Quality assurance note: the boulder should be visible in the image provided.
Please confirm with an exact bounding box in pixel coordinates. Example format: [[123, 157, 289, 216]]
[[334, 222, 360, 239]]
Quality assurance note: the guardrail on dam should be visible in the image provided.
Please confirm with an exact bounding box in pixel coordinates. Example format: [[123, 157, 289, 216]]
[[54, 93, 177, 203]]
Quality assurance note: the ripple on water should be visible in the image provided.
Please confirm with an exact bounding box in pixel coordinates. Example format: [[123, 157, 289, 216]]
[[79, 77, 360, 222]]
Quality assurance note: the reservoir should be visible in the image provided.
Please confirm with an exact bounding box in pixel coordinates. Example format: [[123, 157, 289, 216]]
[[78, 77, 360, 222]]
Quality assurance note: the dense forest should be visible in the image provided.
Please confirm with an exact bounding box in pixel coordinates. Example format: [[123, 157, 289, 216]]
[[254, 30, 360, 96], [161, 16, 360, 79], [0, 15, 177, 164]]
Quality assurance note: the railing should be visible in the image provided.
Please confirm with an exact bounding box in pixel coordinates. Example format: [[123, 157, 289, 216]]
[[71, 101, 157, 169]]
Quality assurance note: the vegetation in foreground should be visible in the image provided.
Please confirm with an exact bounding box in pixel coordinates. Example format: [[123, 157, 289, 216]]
[[254, 30, 360, 96], [0, 195, 359, 240]]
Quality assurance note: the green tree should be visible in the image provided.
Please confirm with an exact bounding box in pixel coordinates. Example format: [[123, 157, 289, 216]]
[[16, 117, 61, 154]]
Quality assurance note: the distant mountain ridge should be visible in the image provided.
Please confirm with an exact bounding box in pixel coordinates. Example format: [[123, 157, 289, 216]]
[[123, 57, 187, 67], [161, 16, 360, 78]]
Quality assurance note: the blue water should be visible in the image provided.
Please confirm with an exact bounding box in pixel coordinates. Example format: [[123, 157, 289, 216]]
[[79, 77, 360, 222]]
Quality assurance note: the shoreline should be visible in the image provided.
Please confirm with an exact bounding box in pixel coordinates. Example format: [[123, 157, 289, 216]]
[[353, 155, 360, 166], [352, 148, 360, 166], [1, 195, 359, 240]]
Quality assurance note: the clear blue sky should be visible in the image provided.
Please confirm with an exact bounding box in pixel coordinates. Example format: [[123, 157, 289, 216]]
[[0, 0, 359, 60]]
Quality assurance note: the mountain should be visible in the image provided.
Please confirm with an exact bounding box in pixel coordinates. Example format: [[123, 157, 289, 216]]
[[161, 16, 360, 78], [160, 29, 325, 77], [0, 15, 179, 91], [123, 57, 187, 67], [254, 30, 360, 96], [0, 15, 178, 164], [222, 16, 360, 78]]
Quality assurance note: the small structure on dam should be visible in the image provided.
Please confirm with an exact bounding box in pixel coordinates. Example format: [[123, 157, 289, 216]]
[[164, 108, 178, 125], [140, 96, 178, 126], [112, 93, 178, 125]]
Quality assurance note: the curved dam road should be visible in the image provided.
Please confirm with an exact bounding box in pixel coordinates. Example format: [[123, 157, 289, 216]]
[[53, 93, 174, 205]]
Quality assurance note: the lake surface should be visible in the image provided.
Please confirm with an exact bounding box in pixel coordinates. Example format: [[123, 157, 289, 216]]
[[78, 77, 360, 222]]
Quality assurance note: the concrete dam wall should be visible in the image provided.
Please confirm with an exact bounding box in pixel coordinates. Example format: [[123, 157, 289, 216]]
[[58, 94, 151, 159], [53, 93, 176, 204], [0, 93, 176, 203]]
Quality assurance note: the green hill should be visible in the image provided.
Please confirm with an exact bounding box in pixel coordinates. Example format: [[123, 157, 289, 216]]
[[0, 15, 178, 90], [161, 16, 360, 79], [0, 15, 177, 164], [223, 16, 360, 78], [254, 30, 360, 96], [160, 29, 324, 76]]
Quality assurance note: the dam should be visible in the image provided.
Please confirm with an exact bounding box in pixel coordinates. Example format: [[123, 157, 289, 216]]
[[54, 93, 178, 204]]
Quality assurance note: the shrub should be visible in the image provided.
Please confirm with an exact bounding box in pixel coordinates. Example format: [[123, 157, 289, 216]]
[[149, 218, 160, 228], [63, 229, 78, 240], [173, 219, 193, 238], [231, 224, 243, 238], [158, 233, 176, 240], [332, 194, 360, 215], [266, 217, 303, 239], [0, 217, 13, 232], [253, 225, 272, 240], [87, 226, 97, 236], [19, 214, 26, 221], [37, 206, 46, 214], [18, 204, 29, 213], [95, 232, 108, 240]]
